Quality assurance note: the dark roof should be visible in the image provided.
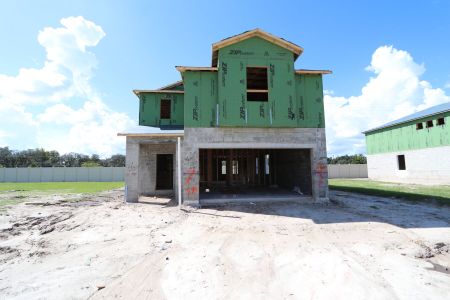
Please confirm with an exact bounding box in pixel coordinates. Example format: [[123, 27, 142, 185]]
[[363, 102, 450, 134]]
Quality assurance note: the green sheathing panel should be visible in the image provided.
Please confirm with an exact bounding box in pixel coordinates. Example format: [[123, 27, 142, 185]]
[[183, 71, 218, 127], [214, 36, 323, 128], [139, 92, 184, 127], [295, 74, 325, 128], [365, 112, 450, 154]]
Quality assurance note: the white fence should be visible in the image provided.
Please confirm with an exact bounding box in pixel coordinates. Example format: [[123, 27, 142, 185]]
[[328, 164, 368, 178], [0, 167, 125, 182]]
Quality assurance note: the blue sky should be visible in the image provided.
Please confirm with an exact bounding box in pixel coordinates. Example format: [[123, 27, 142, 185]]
[[0, 0, 449, 156]]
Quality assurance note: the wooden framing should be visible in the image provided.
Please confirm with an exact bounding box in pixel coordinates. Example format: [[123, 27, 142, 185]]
[[295, 69, 332, 75], [176, 66, 218, 72], [117, 133, 183, 137], [133, 89, 184, 96]]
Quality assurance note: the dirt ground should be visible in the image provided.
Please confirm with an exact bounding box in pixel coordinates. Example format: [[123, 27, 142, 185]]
[[0, 189, 449, 300]]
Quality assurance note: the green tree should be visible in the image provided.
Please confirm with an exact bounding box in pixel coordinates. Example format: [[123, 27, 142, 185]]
[[81, 161, 102, 167]]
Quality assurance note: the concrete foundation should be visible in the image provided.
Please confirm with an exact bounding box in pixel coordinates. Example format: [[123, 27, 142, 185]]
[[367, 146, 450, 185]]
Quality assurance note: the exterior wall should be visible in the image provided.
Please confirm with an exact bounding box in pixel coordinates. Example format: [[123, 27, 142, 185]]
[[366, 111, 450, 154], [139, 92, 184, 128], [328, 164, 368, 178], [0, 167, 124, 182], [138, 143, 176, 195], [182, 127, 328, 206], [125, 136, 180, 203], [183, 71, 218, 127], [367, 146, 450, 185]]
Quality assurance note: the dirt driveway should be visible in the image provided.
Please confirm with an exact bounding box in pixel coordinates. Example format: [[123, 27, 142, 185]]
[[0, 190, 449, 299]]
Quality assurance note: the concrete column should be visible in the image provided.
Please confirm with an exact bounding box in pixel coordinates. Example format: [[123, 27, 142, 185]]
[[182, 145, 200, 206], [125, 137, 139, 202], [311, 129, 329, 201]]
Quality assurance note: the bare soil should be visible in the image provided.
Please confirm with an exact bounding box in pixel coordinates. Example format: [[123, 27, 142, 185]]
[[0, 190, 449, 299]]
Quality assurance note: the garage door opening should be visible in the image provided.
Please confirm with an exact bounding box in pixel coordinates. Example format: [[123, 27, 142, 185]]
[[199, 149, 312, 202]]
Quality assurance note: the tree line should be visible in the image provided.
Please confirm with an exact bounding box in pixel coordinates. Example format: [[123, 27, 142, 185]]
[[327, 154, 367, 164], [0, 147, 125, 168]]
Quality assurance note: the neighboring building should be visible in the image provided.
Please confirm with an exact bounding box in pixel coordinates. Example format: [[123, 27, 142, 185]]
[[119, 29, 331, 206], [364, 102, 450, 185]]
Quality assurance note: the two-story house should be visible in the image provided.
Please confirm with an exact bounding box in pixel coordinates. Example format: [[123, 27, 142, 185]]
[[119, 29, 331, 206]]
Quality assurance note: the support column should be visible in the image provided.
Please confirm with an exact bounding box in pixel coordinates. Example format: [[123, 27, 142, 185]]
[[182, 144, 200, 206], [125, 137, 139, 203]]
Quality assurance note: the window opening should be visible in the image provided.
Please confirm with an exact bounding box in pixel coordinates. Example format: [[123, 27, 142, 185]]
[[247, 67, 268, 102], [397, 155, 406, 170], [160, 99, 171, 119]]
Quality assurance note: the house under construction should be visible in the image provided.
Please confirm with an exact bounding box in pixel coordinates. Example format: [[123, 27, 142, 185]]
[[119, 29, 331, 206]]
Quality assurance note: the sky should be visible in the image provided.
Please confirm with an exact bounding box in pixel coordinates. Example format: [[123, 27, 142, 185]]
[[0, 0, 449, 157]]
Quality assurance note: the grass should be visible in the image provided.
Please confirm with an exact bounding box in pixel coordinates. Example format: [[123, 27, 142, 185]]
[[328, 179, 450, 205], [0, 182, 125, 194]]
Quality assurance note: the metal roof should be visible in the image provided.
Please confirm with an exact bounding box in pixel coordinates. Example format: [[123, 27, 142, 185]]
[[363, 102, 450, 134]]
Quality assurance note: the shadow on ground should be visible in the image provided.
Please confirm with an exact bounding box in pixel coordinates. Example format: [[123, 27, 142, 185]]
[[198, 191, 450, 229]]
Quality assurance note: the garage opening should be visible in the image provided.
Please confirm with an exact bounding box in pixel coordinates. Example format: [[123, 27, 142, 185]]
[[156, 154, 173, 190], [199, 149, 312, 201]]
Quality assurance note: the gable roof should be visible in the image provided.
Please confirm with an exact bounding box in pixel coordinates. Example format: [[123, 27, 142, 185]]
[[158, 80, 184, 90], [211, 28, 303, 67], [363, 102, 450, 134]]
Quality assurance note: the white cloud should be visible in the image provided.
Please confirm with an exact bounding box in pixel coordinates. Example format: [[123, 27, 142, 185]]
[[325, 46, 450, 156], [0, 16, 135, 157]]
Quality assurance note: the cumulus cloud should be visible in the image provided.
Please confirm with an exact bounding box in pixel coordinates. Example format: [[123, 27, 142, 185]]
[[325, 46, 450, 156], [0, 16, 135, 156]]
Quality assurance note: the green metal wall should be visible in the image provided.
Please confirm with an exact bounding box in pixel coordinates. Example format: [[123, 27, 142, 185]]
[[139, 92, 184, 127], [183, 36, 325, 128], [365, 112, 450, 154]]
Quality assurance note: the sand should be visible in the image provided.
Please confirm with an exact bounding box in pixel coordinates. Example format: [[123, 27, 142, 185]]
[[0, 189, 449, 299]]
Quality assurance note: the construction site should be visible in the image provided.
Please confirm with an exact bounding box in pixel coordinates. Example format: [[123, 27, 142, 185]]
[[120, 29, 331, 206]]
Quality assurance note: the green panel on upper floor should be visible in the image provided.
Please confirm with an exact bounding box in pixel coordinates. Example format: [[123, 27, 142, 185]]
[[365, 112, 450, 154], [183, 71, 218, 127], [137, 36, 326, 129], [295, 74, 325, 128], [139, 92, 184, 128]]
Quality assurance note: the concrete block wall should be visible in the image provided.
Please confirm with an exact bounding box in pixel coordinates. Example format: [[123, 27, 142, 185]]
[[139, 143, 176, 195], [275, 149, 312, 195], [182, 127, 328, 205], [125, 136, 179, 203], [367, 146, 450, 185]]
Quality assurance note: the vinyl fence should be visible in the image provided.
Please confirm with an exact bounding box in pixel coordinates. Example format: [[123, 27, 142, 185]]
[[0, 167, 125, 182], [328, 164, 368, 179]]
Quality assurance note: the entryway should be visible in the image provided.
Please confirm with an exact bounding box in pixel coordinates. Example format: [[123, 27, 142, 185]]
[[156, 154, 173, 190]]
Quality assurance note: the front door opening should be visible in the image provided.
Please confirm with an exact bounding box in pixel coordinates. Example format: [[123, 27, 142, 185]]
[[199, 149, 312, 200], [156, 154, 173, 190]]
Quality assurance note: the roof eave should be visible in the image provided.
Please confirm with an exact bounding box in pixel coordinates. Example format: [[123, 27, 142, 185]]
[[363, 108, 450, 134], [295, 69, 332, 75], [133, 89, 184, 96]]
